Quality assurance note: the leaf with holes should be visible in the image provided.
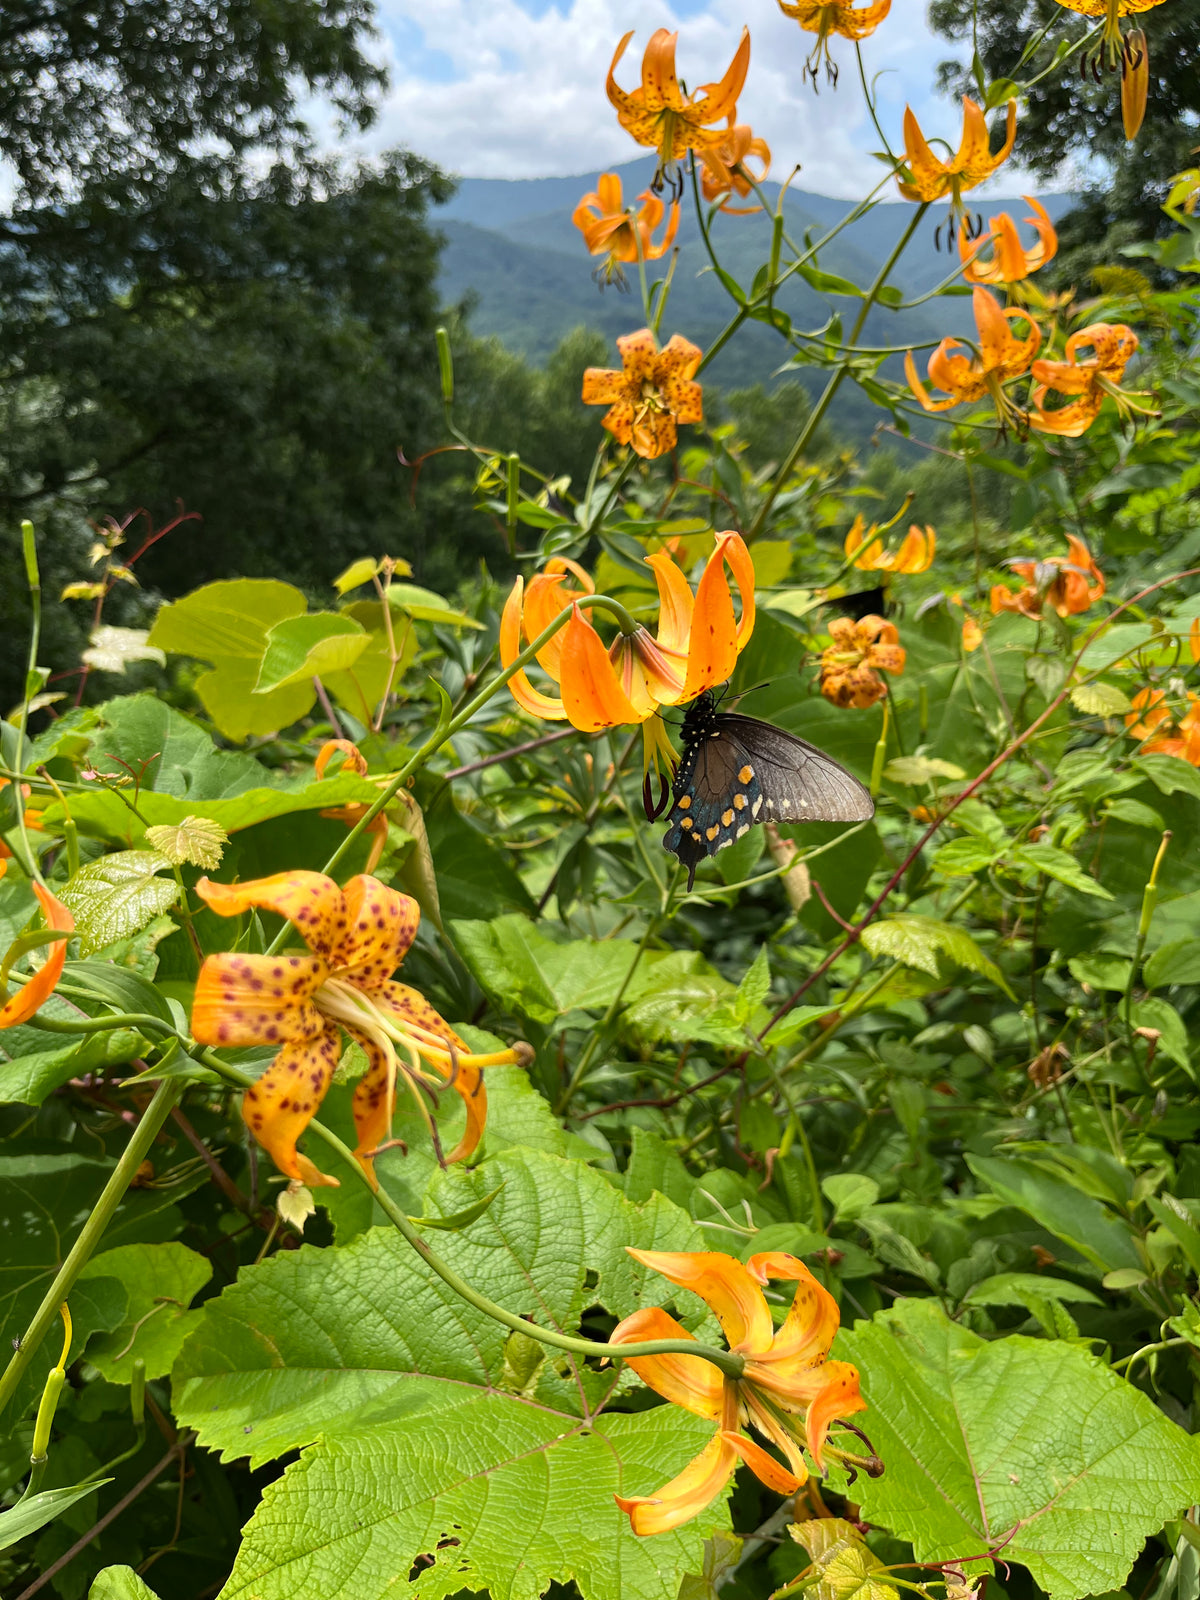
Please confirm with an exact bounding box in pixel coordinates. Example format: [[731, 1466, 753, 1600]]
[[173, 1149, 723, 1600], [839, 1298, 1200, 1600]]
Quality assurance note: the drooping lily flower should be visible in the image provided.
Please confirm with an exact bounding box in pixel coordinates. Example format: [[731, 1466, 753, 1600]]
[[897, 96, 1017, 212], [582, 328, 703, 459], [904, 287, 1040, 431], [1052, 0, 1165, 69], [819, 615, 905, 709], [572, 175, 680, 287], [612, 1249, 866, 1534], [1121, 28, 1149, 137], [1133, 693, 1200, 764], [844, 517, 936, 574], [959, 197, 1057, 287], [1028, 322, 1152, 437], [315, 740, 389, 873], [191, 872, 530, 1187], [990, 534, 1106, 619], [700, 121, 772, 213], [501, 535, 756, 734], [606, 28, 751, 185], [776, 0, 891, 83], [0, 884, 74, 1029]]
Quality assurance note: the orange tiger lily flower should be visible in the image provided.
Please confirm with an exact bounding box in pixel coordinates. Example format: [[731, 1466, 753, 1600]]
[[582, 328, 703, 459], [700, 121, 772, 213], [314, 740, 389, 874], [573, 174, 680, 286], [990, 534, 1106, 619], [1125, 685, 1170, 739], [776, 0, 891, 82], [905, 287, 1039, 430], [0, 883, 74, 1028], [898, 96, 1017, 210], [1053, 0, 1165, 67], [612, 1249, 866, 1535], [1138, 695, 1200, 764], [819, 615, 904, 709], [191, 871, 529, 1188], [606, 28, 751, 178], [960, 197, 1058, 286], [1028, 322, 1152, 437], [844, 517, 936, 574], [501, 534, 756, 733]]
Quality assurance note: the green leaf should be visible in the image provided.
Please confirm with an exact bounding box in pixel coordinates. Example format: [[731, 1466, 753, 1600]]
[[1130, 998, 1191, 1069], [1145, 1198, 1200, 1276], [59, 959, 177, 1028], [1068, 954, 1132, 992], [967, 1154, 1143, 1272], [0, 1481, 114, 1553], [930, 838, 997, 875], [58, 851, 179, 954], [195, 656, 316, 740], [1077, 624, 1156, 672], [1071, 682, 1133, 717], [1010, 843, 1114, 900], [173, 1150, 721, 1600], [860, 915, 1014, 997], [789, 1518, 899, 1600], [147, 579, 306, 660], [1104, 798, 1165, 831], [143, 815, 228, 869], [332, 557, 381, 595], [822, 1174, 880, 1222], [79, 1242, 212, 1382], [734, 946, 771, 1020], [883, 756, 965, 785], [385, 582, 483, 628], [255, 612, 369, 693], [962, 1272, 1102, 1308], [1144, 939, 1200, 988], [1134, 755, 1200, 801], [677, 1531, 743, 1600], [89, 1568, 160, 1600], [840, 1298, 1200, 1600]]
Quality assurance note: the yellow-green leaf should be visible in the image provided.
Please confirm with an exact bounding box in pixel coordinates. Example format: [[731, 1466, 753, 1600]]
[[143, 816, 228, 870]]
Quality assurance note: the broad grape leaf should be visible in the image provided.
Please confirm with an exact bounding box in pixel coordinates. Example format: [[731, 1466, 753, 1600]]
[[80, 1242, 212, 1382], [59, 850, 179, 952], [174, 1149, 725, 1600], [840, 1298, 1200, 1600], [789, 1518, 898, 1600]]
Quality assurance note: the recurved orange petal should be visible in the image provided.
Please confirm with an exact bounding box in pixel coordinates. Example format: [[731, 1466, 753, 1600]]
[[615, 1426, 738, 1535], [558, 604, 644, 731], [610, 1305, 726, 1420], [315, 739, 369, 779], [195, 871, 348, 962], [721, 1429, 806, 1493], [241, 1026, 343, 1187], [0, 885, 74, 1029], [336, 876, 420, 991], [645, 548, 696, 658], [191, 951, 328, 1048], [804, 1359, 866, 1469], [626, 1248, 774, 1351], [500, 576, 568, 721]]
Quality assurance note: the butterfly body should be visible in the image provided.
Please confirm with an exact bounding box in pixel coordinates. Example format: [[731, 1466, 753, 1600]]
[[663, 691, 875, 889]]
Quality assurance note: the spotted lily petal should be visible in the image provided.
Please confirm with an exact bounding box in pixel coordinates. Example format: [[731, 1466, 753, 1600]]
[[241, 1028, 343, 1187], [0, 885, 74, 1029], [191, 951, 329, 1048], [336, 876, 420, 990], [626, 1248, 774, 1350], [611, 1305, 726, 1420], [558, 604, 644, 731], [195, 870, 348, 961]]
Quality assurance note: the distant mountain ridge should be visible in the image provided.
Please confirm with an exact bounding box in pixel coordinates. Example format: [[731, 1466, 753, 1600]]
[[433, 156, 1074, 418]]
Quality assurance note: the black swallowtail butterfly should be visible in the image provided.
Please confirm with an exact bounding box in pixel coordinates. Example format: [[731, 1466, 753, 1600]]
[[662, 691, 875, 889]]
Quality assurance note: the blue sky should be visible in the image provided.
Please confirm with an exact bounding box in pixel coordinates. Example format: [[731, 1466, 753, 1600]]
[[360, 0, 1023, 197]]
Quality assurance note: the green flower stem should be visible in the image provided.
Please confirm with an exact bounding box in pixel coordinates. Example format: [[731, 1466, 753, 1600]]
[[9, 523, 43, 880], [0, 1076, 185, 1415], [194, 1051, 746, 1380], [583, 453, 636, 539], [747, 202, 929, 541], [309, 590, 639, 899]]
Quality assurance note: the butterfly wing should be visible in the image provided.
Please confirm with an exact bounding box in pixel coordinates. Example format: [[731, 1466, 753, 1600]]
[[663, 728, 763, 890], [717, 713, 875, 825], [662, 712, 873, 889]]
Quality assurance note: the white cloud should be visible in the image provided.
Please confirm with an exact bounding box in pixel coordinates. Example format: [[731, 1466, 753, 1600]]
[[361, 0, 966, 196]]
